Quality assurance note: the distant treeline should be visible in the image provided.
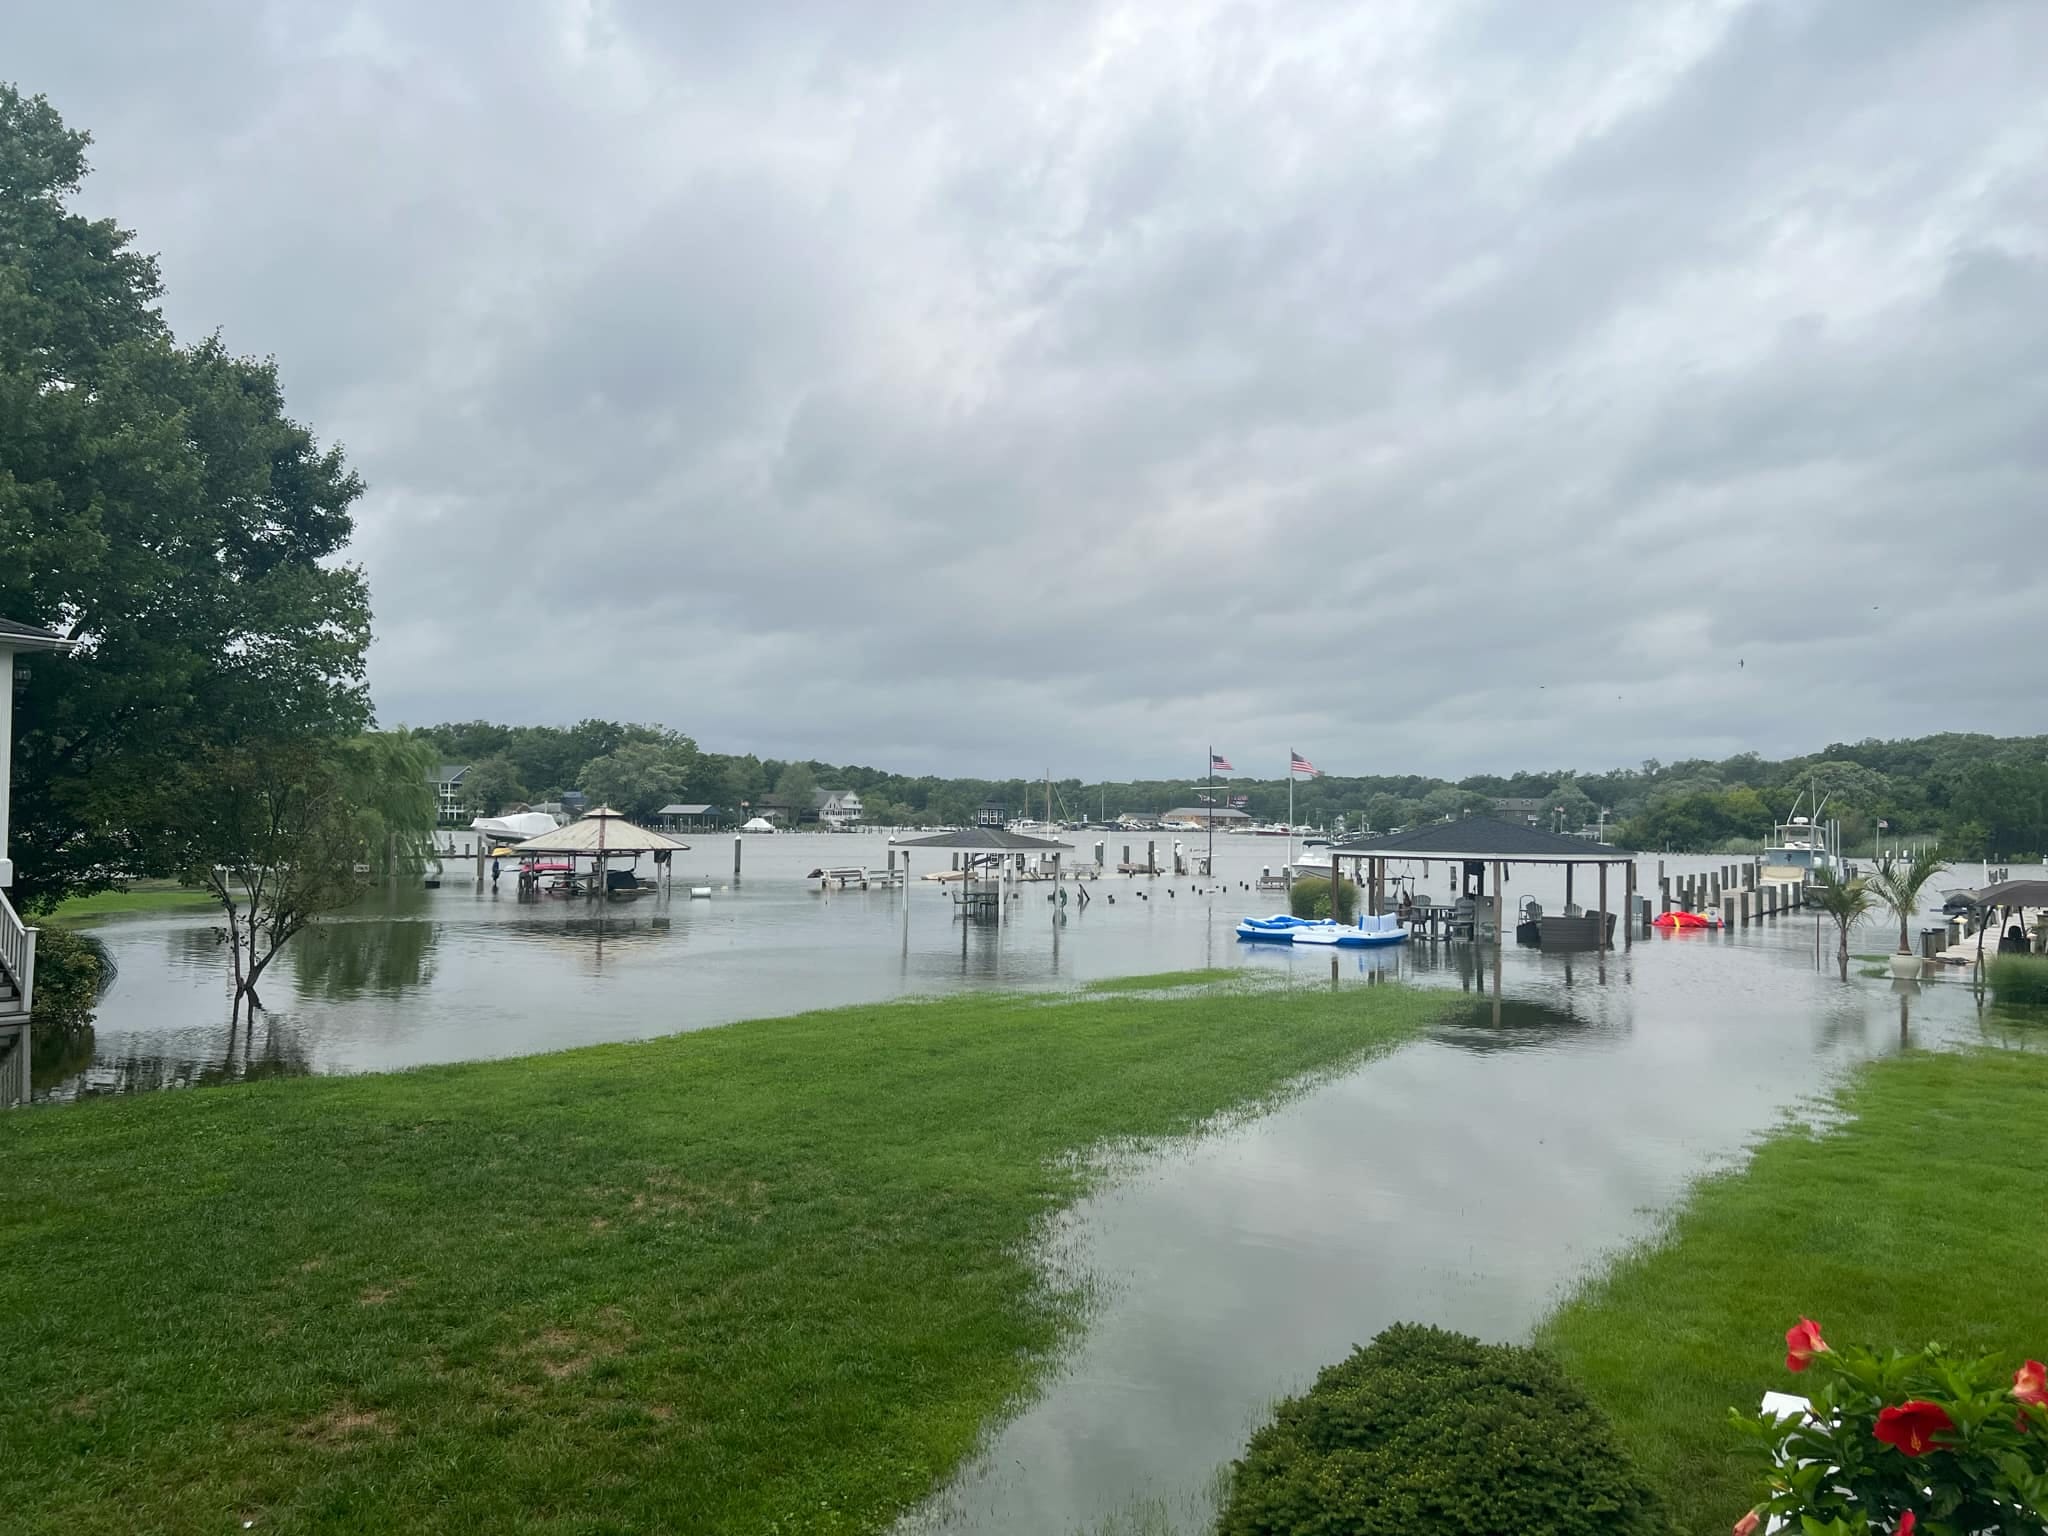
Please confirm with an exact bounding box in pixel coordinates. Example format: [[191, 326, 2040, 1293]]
[[408, 722, 2048, 859]]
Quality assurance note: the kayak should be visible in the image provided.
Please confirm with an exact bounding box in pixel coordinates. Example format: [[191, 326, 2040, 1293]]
[[1652, 910, 1720, 930]]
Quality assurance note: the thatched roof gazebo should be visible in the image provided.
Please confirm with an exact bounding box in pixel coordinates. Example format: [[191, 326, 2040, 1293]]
[[506, 806, 689, 897]]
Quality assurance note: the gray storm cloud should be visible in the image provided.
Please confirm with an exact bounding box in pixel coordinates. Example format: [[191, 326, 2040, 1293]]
[[8, 0, 2044, 778]]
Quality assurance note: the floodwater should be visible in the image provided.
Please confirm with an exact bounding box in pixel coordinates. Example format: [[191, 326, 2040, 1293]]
[[37, 832, 2028, 1532], [902, 919, 2005, 1535], [44, 833, 2009, 1100]]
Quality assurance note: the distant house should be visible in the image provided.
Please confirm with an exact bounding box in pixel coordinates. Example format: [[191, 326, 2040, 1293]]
[[1159, 805, 1253, 828], [976, 798, 1008, 828], [656, 803, 724, 832], [430, 764, 470, 823], [813, 789, 863, 830], [1495, 796, 1546, 822]]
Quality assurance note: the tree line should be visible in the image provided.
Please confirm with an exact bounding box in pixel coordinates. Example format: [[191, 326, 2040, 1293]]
[[410, 718, 2048, 859]]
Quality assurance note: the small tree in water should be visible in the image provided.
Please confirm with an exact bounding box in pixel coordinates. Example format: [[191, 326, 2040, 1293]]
[[1808, 866, 1875, 981], [1866, 845, 1949, 958], [171, 734, 437, 1015]]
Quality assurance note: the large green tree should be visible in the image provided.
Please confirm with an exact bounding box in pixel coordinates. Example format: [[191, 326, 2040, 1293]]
[[579, 739, 698, 823], [0, 86, 371, 912]]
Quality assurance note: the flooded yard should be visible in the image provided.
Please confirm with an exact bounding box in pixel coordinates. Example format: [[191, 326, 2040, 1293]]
[[38, 835, 2012, 1532]]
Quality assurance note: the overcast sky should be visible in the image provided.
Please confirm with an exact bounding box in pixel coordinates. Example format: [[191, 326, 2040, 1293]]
[[9, 1, 2046, 781]]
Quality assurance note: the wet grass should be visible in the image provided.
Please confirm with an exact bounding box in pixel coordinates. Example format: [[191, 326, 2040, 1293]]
[[1540, 1045, 2048, 1535], [1081, 967, 1240, 993], [0, 972, 1443, 1535], [46, 880, 215, 922]]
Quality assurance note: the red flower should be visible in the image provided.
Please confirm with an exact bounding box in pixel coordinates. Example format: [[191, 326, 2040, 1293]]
[[1732, 1511, 1761, 1536], [1896, 1513, 1916, 1535], [1785, 1317, 1828, 1372], [2016, 1360, 2048, 1407], [1874, 1400, 1955, 1457]]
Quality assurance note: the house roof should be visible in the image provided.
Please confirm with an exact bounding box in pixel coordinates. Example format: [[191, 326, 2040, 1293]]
[[435, 764, 469, 783], [811, 788, 860, 808], [889, 827, 1073, 851], [1333, 816, 1630, 863], [657, 804, 715, 816], [0, 617, 77, 653], [502, 806, 690, 856]]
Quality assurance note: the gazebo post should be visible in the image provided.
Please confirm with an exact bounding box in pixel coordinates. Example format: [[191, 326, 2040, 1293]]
[[1598, 863, 1610, 952], [1624, 860, 1636, 949], [1492, 860, 1505, 995], [1565, 865, 1574, 911]]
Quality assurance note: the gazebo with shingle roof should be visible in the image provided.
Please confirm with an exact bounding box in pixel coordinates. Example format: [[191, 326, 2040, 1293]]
[[1331, 817, 1639, 979]]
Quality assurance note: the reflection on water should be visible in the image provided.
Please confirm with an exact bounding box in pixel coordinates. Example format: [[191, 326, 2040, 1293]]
[[292, 919, 439, 999]]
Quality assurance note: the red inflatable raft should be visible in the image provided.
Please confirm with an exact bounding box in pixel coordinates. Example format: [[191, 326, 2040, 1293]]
[[1652, 910, 1720, 930]]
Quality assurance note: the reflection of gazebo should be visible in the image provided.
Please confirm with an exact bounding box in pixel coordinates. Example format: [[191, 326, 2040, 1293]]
[[1330, 818, 1639, 987], [889, 827, 1074, 925], [505, 807, 690, 897]]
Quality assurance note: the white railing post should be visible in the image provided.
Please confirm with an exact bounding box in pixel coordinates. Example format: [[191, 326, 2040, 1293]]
[[0, 890, 34, 1018]]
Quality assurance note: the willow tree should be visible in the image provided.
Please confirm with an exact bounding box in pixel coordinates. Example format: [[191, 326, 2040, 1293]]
[[171, 733, 437, 1015]]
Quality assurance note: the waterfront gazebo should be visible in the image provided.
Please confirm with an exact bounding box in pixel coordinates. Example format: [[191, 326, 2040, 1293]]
[[1330, 817, 1640, 983], [504, 806, 690, 895]]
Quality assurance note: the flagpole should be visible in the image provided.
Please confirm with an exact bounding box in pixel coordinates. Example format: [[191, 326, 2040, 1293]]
[[1206, 746, 1214, 880], [1287, 761, 1295, 872]]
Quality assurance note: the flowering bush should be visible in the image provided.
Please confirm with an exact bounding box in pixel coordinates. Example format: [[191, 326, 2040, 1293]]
[[1731, 1318, 2048, 1534]]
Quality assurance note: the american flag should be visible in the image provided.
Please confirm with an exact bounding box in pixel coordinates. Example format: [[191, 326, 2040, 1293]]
[[1209, 751, 1233, 773], [1290, 750, 1321, 777]]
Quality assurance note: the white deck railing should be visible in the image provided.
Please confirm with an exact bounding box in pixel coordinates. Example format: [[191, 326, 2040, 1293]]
[[0, 888, 36, 1019]]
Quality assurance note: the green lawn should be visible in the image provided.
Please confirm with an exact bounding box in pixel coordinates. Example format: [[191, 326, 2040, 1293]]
[[0, 972, 1444, 1535], [45, 879, 215, 922], [1540, 1044, 2048, 1535]]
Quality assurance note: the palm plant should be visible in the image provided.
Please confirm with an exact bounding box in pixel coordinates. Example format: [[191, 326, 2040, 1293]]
[[1808, 867, 1875, 981], [1866, 845, 1950, 958]]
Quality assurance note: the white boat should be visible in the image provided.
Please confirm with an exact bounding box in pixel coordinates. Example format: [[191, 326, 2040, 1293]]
[[1290, 849, 1336, 880], [1762, 786, 1842, 883], [1006, 819, 1064, 839]]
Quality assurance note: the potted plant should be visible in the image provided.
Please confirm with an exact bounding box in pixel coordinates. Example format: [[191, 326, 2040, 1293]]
[[1867, 846, 1950, 979], [1810, 867, 1875, 982]]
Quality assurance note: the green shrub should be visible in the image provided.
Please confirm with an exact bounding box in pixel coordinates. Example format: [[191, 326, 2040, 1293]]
[[1219, 1324, 1661, 1536], [1989, 953, 2048, 1006], [1288, 876, 1355, 922], [26, 925, 108, 1034]]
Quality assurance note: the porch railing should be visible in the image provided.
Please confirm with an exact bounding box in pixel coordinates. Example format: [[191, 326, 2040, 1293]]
[[0, 888, 36, 1019]]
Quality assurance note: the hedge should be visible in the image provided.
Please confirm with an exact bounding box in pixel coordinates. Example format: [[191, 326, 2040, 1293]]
[[1219, 1324, 1661, 1536]]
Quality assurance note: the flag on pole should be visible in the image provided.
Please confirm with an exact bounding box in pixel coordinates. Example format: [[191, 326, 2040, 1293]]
[[1289, 750, 1321, 777], [1209, 751, 1234, 773]]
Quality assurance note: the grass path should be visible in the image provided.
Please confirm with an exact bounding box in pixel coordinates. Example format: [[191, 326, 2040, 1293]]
[[1540, 1045, 2048, 1535], [45, 879, 216, 922], [0, 972, 1444, 1535]]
